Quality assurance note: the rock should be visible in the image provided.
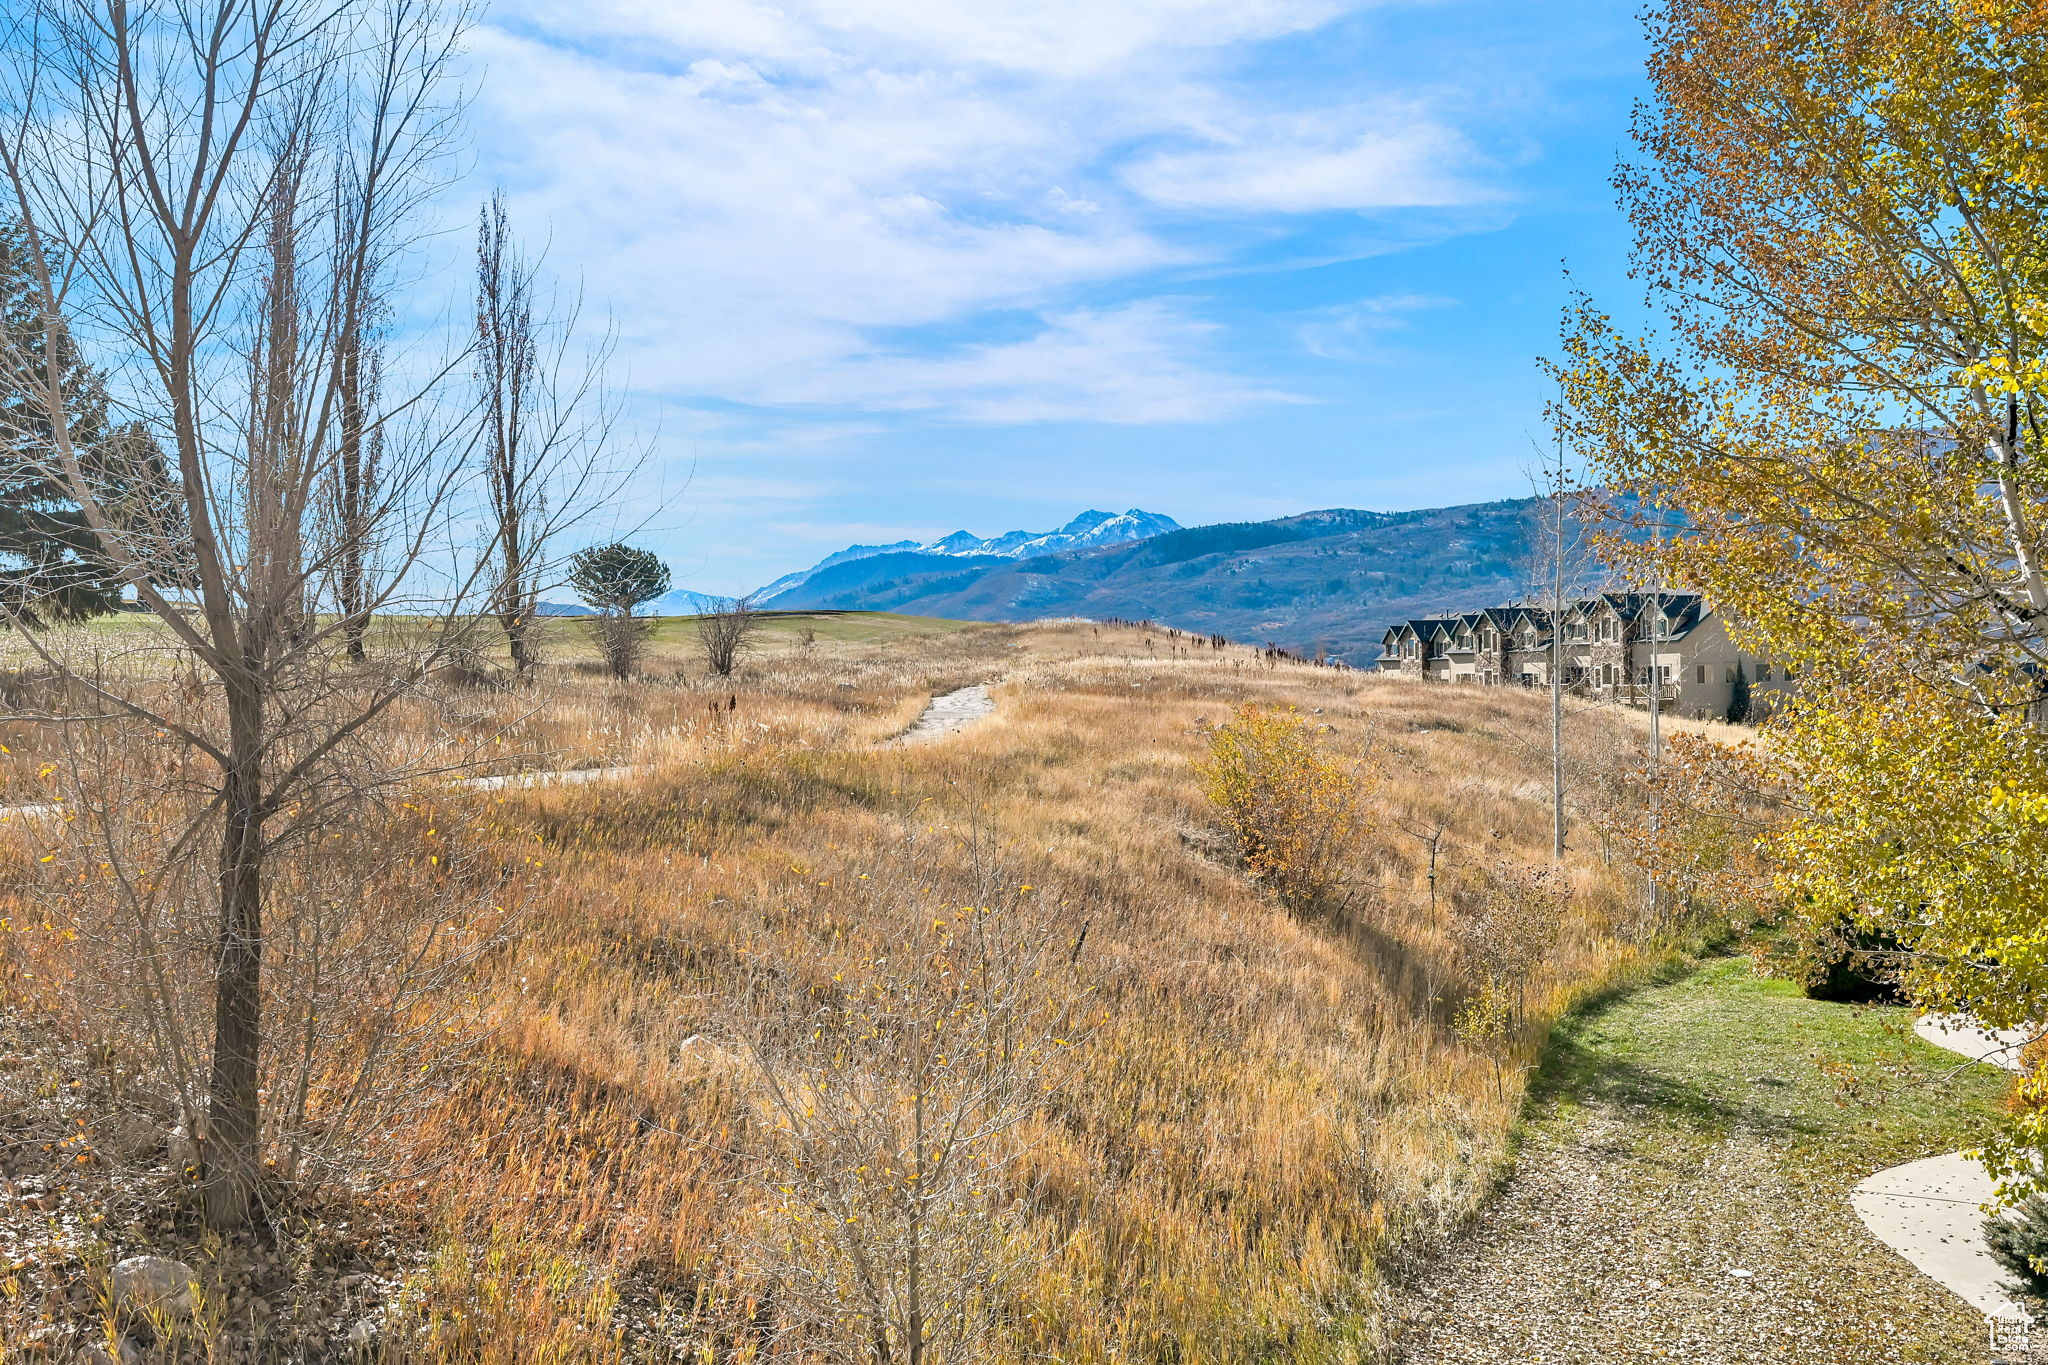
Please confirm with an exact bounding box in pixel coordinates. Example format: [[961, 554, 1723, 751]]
[[96, 1112, 162, 1162], [80, 1338, 146, 1365], [112, 1255, 197, 1322]]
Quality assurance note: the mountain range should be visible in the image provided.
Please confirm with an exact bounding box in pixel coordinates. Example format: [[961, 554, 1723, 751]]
[[536, 587, 727, 617], [767, 498, 1545, 664], [754, 509, 1181, 603]]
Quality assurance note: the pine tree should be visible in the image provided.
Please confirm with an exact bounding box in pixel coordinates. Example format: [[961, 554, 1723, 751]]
[[0, 219, 140, 622]]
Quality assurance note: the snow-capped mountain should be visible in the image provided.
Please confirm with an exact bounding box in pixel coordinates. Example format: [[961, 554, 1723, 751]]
[[755, 509, 1180, 603]]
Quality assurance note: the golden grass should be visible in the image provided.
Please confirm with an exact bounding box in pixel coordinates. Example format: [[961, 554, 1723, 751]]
[[350, 621, 1670, 1362]]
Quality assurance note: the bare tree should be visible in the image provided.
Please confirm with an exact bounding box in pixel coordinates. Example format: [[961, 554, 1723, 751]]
[[697, 594, 760, 678], [725, 835, 1084, 1365], [474, 190, 631, 673], [0, 0, 533, 1231], [1524, 444, 1601, 860]]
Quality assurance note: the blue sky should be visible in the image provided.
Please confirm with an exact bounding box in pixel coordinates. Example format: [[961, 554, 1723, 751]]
[[470, 0, 1649, 595]]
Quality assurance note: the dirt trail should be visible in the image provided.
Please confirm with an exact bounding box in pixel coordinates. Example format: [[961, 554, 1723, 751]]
[[1395, 1107, 1986, 1363], [1395, 961, 2000, 1364], [884, 683, 995, 746]]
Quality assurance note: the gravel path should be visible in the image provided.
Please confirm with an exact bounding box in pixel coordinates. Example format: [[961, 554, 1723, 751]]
[[1394, 1105, 1994, 1363], [884, 683, 995, 746]]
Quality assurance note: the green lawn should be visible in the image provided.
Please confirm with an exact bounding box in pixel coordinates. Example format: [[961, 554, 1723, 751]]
[[0, 608, 988, 667], [1535, 955, 2009, 1179], [638, 610, 987, 648]]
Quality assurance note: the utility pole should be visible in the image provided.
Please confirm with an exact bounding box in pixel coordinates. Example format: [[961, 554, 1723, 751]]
[[1549, 438, 1568, 862], [1646, 535, 1662, 924]]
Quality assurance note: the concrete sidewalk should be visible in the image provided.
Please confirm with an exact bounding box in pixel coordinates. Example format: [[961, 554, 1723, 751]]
[[1849, 1015, 2035, 1320]]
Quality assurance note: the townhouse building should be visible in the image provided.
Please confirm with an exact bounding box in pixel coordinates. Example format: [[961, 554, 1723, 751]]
[[1376, 592, 1793, 718]]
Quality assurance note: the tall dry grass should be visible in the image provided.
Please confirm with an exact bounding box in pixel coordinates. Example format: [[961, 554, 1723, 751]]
[[1, 619, 1677, 1362]]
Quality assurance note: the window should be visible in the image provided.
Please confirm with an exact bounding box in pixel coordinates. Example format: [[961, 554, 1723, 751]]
[[1755, 664, 1773, 682], [1695, 664, 1707, 685]]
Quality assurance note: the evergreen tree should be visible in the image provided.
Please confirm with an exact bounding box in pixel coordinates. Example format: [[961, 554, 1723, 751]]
[[568, 542, 671, 617], [1725, 660, 1751, 725], [0, 219, 161, 622]]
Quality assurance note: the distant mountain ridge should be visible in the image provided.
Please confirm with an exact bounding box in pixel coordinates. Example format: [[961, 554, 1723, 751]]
[[755, 509, 1181, 603], [536, 587, 727, 617], [768, 498, 1546, 664]]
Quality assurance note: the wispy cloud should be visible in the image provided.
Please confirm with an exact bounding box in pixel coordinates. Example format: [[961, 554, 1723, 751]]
[[1295, 292, 1457, 359], [779, 301, 1303, 422], [472, 0, 1494, 427], [1126, 115, 1488, 212]]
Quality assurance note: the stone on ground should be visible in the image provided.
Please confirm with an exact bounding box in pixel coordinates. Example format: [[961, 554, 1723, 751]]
[[111, 1254, 196, 1321]]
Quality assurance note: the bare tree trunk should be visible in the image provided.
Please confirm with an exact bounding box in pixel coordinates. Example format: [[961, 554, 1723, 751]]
[[334, 310, 379, 662], [209, 685, 267, 1228]]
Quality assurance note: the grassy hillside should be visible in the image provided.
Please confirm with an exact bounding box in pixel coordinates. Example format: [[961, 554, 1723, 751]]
[[771, 500, 1541, 662], [1, 618, 1677, 1362]]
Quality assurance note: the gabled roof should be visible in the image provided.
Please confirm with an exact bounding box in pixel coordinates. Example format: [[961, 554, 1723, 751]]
[[1382, 592, 1712, 663], [1644, 593, 1706, 639]]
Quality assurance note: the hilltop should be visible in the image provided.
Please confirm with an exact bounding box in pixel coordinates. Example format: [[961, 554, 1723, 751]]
[[769, 498, 1541, 662]]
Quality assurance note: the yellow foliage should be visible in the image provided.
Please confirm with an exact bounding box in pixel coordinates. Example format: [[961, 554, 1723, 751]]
[[1196, 704, 1372, 916]]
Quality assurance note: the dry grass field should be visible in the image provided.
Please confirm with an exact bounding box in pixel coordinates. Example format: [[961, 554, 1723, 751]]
[[1, 614, 1686, 1363]]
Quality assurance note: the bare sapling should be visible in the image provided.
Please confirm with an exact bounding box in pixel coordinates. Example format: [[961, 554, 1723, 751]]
[[1449, 856, 1568, 1046], [1522, 439, 1601, 861], [0, 0, 605, 1232], [723, 830, 1086, 1365], [475, 191, 638, 674], [696, 594, 760, 678]]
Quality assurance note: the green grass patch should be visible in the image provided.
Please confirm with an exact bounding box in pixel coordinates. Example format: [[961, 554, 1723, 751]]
[[639, 610, 987, 647], [1534, 955, 2009, 1176]]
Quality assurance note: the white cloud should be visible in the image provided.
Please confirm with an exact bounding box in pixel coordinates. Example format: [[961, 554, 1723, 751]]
[[499, 0, 1353, 78], [780, 301, 1301, 423], [1127, 118, 1486, 212], [470, 0, 1495, 426], [1295, 292, 1456, 358]]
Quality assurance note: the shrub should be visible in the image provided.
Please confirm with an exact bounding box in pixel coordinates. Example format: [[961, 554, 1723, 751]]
[[1197, 704, 1369, 916], [1772, 914, 1907, 1004], [696, 595, 761, 677], [1986, 1197, 2048, 1303], [1451, 857, 1568, 1045]]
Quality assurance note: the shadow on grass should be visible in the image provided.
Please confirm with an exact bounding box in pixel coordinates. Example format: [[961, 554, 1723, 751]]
[[1528, 970, 1821, 1141]]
